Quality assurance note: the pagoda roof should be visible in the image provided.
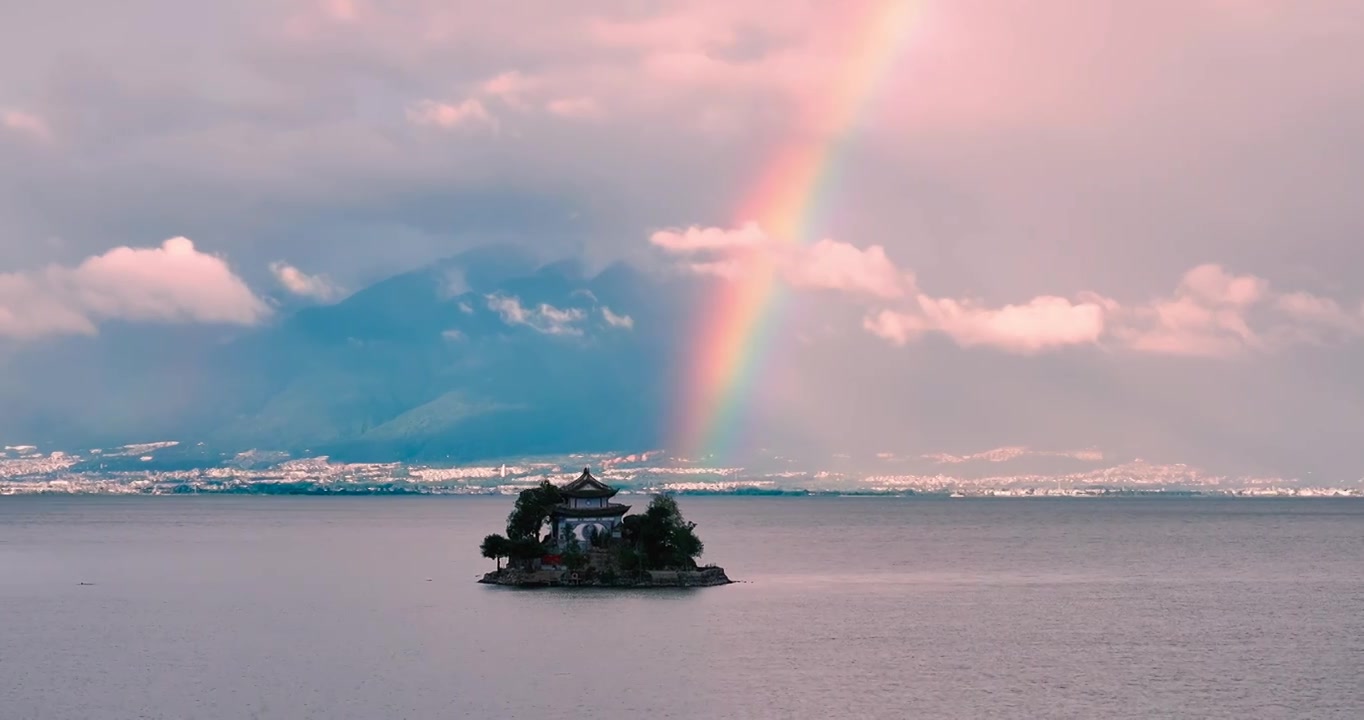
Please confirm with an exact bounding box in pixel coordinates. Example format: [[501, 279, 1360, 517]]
[[559, 467, 618, 499], [552, 503, 631, 518]]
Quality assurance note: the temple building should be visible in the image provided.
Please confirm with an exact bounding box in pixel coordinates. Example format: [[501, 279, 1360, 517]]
[[551, 468, 630, 549]]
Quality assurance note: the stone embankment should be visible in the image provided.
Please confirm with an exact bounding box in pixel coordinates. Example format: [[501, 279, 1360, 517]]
[[479, 566, 732, 588]]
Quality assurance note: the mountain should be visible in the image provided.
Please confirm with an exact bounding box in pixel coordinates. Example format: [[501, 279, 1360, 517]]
[[0, 247, 693, 462]]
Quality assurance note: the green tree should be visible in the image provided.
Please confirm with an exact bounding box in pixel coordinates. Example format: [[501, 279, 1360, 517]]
[[506, 481, 564, 540], [562, 542, 589, 571], [621, 494, 704, 570], [507, 536, 548, 569], [616, 546, 642, 574], [480, 533, 511, 571]]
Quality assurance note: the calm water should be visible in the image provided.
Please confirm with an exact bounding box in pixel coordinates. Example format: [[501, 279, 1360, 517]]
[[2, 496, 1362, 719]]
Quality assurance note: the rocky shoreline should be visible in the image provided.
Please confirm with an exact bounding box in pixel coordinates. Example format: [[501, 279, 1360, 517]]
[[479, 565, 733, 588]]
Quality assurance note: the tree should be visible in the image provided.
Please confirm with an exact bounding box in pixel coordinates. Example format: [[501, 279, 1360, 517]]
[[507, 536, 548, 569], [621, 494, 704, 570], [480, 533, 511, 571], [506, 481, 563, 540], [562, 541, 588, 571]]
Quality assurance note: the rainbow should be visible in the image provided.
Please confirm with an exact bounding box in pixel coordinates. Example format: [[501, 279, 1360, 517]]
[[677, 0, 925, 460]]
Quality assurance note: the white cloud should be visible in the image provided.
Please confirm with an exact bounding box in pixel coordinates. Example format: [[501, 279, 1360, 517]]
[[441, 328, 464, 341], [0, 237, 269, 339], [485, 293, 585, 335], [601, 306, 634, 329], [651, 222, 911, 298], [650, 222, 767, 253], [406, 98, 497, 132], [864, 295, 1107, 353], [269, 262, 343, 302], [919, 295, 1109, 353]]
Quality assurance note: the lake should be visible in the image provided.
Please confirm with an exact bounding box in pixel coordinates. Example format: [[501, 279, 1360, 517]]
[[2, 496, 1361, 719]]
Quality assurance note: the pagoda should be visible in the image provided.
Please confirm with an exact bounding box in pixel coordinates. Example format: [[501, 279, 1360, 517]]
[[550, 468, 630, 549]]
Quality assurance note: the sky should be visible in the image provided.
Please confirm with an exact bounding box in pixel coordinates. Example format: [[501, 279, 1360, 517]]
[[2, 0, 1364, 476]]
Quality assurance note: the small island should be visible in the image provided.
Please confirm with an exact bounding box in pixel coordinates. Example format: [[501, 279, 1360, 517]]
[[478, 468, 732, 588]]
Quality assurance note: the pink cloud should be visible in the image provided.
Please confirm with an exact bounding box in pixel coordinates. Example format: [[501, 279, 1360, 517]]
[[406, 98, 496, 131], [0, 275, 96, 338], [651, 222, 910, 298], [0, 237, 269, 339], [1275, 292, 1362, 332], [546, 97, 602, 119], [653, 222, 1364, 357], [862, 308, 928, 347], [2, 110, 52, 142], [782, 239, 909, 299], [320, 0, 359, 23], [1117, 264, 1276, 356], [482, 71, 540, 108], [1120, 296, 1259, 357], [1109, 265, 1363, 356], [1179, 263, 1267, 307], [270, 262, 344, 302]]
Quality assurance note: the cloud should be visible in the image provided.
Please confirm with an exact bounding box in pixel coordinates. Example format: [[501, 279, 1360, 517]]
[[319, 0, 359, 23], [485, 293, 585, 336], [0, 237, 269, 339], [1115, 264, 1363, 356], [1274, 292, 1364, 336], [1, 110, 51, 142], [1119, 264, 1268, 356], [411, 71, 597, 127], [3, 0, 1364, 478], [866, 295, 1109, 353], [601, 306, 634, 329], [406, 98, 497, 132], [651, 222, 911, 298], [546, 97, 602, 119], [269, 262, 343, 302], [482, 71, 537, 98], [650, 222, 768, 253], [862, 262, 1364, 356], [784, 239, 909, 299], [653, 224, 1364, 356]]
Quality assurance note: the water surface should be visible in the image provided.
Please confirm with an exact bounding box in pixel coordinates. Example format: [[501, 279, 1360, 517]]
[[3, 497, 1361, 719]]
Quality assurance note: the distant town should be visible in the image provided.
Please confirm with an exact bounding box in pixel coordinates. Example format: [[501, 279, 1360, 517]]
[[2, 442, 1359, 498]]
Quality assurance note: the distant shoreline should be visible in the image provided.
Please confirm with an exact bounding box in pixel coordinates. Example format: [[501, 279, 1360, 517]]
[[2, 488, 1359, 499]]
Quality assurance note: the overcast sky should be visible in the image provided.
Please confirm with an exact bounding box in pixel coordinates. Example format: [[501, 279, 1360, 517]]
[[2, 1, 1363, 476]]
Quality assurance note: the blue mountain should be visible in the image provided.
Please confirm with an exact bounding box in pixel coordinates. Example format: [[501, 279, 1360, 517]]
[[0, 247, 696, 462]]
